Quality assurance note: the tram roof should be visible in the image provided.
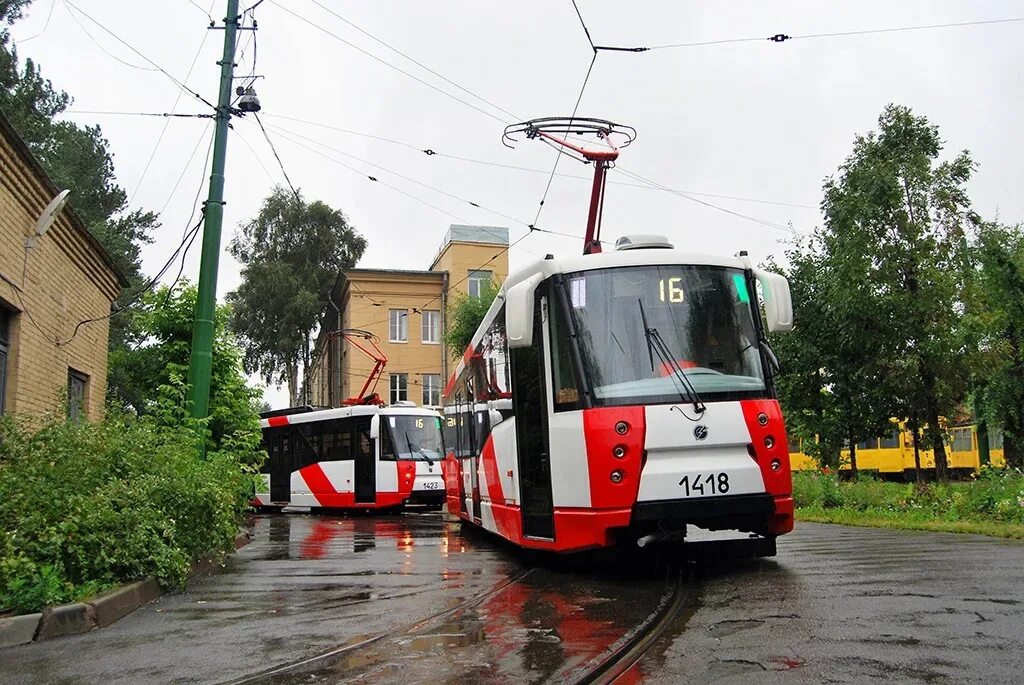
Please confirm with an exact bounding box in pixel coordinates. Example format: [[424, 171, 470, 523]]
[[260, 403, 440, 428], [501, 248, 748, 291]]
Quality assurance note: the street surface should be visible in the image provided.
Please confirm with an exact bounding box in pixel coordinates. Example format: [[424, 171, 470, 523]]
[[4, 515, 1022, 684]]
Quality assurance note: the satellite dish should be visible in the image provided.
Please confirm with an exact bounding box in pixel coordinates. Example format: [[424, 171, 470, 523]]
[[34, 189, 71, 238]]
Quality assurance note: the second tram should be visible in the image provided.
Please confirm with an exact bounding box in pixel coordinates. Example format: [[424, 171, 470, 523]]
[[442, 235, 795, 553], [256, 402, 446, 510]]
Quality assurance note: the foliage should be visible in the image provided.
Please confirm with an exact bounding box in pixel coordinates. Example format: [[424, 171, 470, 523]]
[[108, 282, 264, 461], [792, 469, 1024, 528], [776, 105, 977, 479], [443, 281, 500, 355], [966, 223, 1024, 469], [228, 186, 366, 407], [0, 405, 262, 615]]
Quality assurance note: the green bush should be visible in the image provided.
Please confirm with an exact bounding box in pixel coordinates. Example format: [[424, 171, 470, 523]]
[[0, 406, 262, 615], [792, 469, 1024, 524]]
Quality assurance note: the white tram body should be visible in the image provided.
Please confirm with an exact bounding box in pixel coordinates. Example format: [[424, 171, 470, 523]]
[[256, 402, 445, 510], [442, 237, 795, 552]]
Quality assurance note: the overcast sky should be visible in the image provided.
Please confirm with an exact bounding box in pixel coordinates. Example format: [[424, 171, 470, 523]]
[[10, 0, 1024, 408]]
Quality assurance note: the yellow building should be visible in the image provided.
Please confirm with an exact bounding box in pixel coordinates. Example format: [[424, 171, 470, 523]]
[[0, 111, 126, 421], [309, 225, 509, 409]]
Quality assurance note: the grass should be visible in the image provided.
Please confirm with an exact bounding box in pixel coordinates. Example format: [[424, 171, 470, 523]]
[[792, 468, 1024, 540]]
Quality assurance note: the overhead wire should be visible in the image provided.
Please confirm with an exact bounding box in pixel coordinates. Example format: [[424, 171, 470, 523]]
[[17, 0, 57, 42], [61, 0, 159, 71], [252, 112, 301, 199], [305, 0, 520, 122], [63, 0, 217, 110], [127, 0, 216, 207], [268, 0, 510, 124], [645, 16, 1024, 50]]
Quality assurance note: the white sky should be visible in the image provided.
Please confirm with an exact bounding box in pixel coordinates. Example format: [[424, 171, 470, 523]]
[[10, 0, 1024, 408]]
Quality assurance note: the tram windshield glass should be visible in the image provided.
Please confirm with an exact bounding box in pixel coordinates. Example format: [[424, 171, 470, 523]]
[[381, 414, 445, 461], [551, 265, 767, 408]]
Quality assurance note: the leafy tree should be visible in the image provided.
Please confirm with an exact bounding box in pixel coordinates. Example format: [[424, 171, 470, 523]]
[[443, 281, 499, 357], [228, 186, 366, 406], [110, 282, 263, 458], [968, 222, 1024, 469], [818, 104, 976, 480]]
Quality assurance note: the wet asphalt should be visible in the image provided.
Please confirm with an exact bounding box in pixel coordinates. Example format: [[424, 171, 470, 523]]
[[3, 513, 1023, 684]]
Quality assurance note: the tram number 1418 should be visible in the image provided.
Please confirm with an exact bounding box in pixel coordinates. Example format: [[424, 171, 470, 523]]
[[678, 473, 730, 497]]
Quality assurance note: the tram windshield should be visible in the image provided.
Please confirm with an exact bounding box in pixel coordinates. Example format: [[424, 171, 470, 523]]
[[550, 265, 767, 408], [381, 414, 445, 461]]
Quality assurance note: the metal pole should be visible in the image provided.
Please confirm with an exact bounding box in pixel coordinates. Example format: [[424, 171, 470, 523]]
[[187, 0, 240, 420]]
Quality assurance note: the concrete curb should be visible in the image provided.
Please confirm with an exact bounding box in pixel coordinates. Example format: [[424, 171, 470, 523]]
[[0, 529, 253, 649]]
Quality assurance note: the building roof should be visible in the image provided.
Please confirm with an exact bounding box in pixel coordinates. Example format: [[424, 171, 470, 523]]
[[345, 267, 446, 278], [0, 110, 129, 287]]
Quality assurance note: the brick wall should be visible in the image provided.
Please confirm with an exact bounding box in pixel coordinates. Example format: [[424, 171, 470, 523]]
[[0, 120, 122, 422]]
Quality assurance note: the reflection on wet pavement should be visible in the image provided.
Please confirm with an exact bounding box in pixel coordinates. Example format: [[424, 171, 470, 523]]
[[636, 523, 1024, 684]]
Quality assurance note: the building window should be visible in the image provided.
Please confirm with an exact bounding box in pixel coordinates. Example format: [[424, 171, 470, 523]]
[[422, 374, 441, 406], [389, 309, 408, 342], [67, 368, 88, 420], [0, 308, 10, 415], [421, 310, 440, 344], [468, 270, 492, 298], [390, 373, 408, 404]]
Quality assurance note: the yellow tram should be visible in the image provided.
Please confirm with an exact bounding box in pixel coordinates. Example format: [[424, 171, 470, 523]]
[[790, 423, 1006, 478]]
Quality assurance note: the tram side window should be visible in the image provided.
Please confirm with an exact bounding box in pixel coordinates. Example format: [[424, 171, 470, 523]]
[[951, 428, 973, 453], [988, 430, 1004, 450], [856, 439, 875, 451], [879, 429, 900, 449], [549, 289, 581, 412]]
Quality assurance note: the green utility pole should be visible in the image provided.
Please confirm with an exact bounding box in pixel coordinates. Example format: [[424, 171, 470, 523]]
[[187, 0, 240, 420]]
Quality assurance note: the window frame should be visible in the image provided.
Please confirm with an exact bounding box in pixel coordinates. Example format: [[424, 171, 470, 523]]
[[467, 270, 492, 299], [389, 373, 408, 404], [422, 373, 441, 406], [389, 309, 409, 343], [0, 307, 10, 415], [67, 367, 88, 420], [421, 310, 440, 344]]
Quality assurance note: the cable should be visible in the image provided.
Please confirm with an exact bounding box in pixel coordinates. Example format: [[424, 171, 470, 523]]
[[618, 167, 805, 235], [63, 0, 217, 110], [304, 0, 520, 122], [252, 112, 300, 199], [17, 0, 57, 42], [570, 0, 597, 53], [64, 110, 213, 119], [254, 113, 816, 210], [269, 1, 509, 124], [183, 0, 214, 24], [646, 16, 1024, 50], [127, 4, 214, 207], [233, 126, 277, 183], [532, 51, 598, 227], [61, 0, 159, 71], [159, 122, 215, 215]]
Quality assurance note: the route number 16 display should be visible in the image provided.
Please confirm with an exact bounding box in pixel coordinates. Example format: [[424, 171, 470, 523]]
[[659, 277, 685, 303]]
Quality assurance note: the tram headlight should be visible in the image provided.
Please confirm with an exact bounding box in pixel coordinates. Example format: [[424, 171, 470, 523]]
[[764, 435, 775, 450], [770, 458, 782, 472], [613, 445, 627, 459], [610, 469, 625, 484], [615, 421, 629, 435], [757, 412, 769, 426]]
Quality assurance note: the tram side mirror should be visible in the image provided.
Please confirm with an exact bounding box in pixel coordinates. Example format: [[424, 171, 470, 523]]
[[488, 409, 503, 427], [754, 269, 793, 333], [506, 274, 543, 349], [369, 414, 380, 440]]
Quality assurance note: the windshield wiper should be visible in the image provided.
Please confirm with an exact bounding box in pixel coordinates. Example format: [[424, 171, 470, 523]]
[[638, 299, 706, 415], [404, 430, 434, 466]]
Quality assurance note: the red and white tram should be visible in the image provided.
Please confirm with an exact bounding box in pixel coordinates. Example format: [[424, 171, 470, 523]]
[[256, 402, 446, 510], [441, 235, 795, 553]]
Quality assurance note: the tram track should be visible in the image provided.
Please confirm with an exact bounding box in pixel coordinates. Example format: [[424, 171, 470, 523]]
[[222, 567, 534, 685], [567, 574, 692, 685]]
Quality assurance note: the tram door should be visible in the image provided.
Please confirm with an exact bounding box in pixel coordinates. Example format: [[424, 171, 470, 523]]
[[512, 294, 555, 540], [268, 427, 293, 503], [354, 420, 376, 504]]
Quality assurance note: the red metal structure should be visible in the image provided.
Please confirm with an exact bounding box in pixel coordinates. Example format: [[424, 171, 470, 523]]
[[503, 117, 636, 255], [327, 328, 388, 406]]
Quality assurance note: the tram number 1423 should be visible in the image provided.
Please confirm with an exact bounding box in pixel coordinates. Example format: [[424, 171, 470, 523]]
[[678, 473, 730, 497]]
